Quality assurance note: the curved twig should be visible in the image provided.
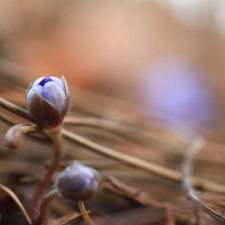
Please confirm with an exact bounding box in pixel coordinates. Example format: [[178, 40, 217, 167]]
[[182, 137, 225, 222], [0, 183, 32, 224]]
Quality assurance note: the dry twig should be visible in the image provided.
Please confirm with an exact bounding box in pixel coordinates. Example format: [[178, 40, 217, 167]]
[[182, 137, 225, 222]]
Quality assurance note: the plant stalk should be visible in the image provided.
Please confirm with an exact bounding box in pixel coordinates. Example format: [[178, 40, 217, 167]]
[[29, 127, 62, 220]]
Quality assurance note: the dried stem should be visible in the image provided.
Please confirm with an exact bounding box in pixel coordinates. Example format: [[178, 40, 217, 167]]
[[62, 128, 225, 193], [0, 97, 33, 122], [0, 111, 21, 126], [182, 138, 225, 222], [64, 116, 153, 146], [1, 97, 225, 193], [77, 201, 95, 225], [29, 127, 62, 220], [0, 183, 32, 224], [51, 211, 91, 225], [39, 188, 59, 225]]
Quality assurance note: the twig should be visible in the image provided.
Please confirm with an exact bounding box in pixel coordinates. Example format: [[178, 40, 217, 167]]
[[182, 137, 225, 222], [0, 97, 34, 122], [62, 128, 225, 193], [0, 111, 21, 126], [51, 211, 91, 225], [0, 183, 32, 224], [101, 176, 159, 207], [77, 201, 95, 225], [1, 97, 225, 193], [64, 116, 158, 146]]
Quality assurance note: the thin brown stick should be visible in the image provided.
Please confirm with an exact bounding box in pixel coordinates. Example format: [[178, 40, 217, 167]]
[[77, 201, 95, 225], [0, 111, 21, 126], [51, 211, 91, 225], [62, 128, 225, 193], [64, 116, 164, 147], [0, 97, 34, 122], [182, 138, 225, 222], [101, 176, 159, 207], [1, 97, 225, 193], [0, 183, 32, 224]]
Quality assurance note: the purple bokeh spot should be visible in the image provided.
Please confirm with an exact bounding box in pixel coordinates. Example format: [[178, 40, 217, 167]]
[[39, 77, 52, 86], [137, 57, 219, 127]]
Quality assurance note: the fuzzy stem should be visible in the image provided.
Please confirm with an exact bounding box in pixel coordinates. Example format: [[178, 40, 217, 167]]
[[77, 201, 95, 225], [29, 127, 62, 220], [39, 189, 59, 225]]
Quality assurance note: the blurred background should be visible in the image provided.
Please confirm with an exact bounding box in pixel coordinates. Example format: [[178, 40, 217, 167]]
[[2, 1, 225, 224], [1, 0, 225, 130]]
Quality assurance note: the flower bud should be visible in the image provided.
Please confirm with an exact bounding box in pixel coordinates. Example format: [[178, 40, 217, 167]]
[[56, 162, 100, 201], [26, 76, 70, 128]]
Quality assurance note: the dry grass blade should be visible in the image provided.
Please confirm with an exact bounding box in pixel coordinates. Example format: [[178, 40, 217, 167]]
[[0, 183, 32, 224], [1, 97, 225, 193], [77, 201, 95, 225], [51, 211, 91, 225], [62, 128, 225, 193], [182, 137, 225, 222], [0, 97, 33, 122], [101, 176, 159, 207], [64, 116, 160, 147]]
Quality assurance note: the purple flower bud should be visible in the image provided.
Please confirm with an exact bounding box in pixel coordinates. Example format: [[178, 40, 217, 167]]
[[26, 76, 70, 128], [56, 162, 100, 201]]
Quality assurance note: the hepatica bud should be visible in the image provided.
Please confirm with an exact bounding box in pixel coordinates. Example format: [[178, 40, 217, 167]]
[[56, 162, 100, 201], [26, 76, 70, 128]]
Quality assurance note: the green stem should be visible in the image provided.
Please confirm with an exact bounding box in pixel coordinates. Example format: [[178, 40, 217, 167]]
[[29, 127, 62, 220]]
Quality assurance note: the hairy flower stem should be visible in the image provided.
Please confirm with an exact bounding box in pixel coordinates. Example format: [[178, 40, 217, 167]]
[[78, 201, 95, 225], [29, 127, 62, 220], [39, 189, 58, 225], [39, 191, 94, 225]]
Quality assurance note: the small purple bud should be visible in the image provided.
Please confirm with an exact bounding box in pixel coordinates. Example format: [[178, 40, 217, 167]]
[[56, 162, 100, 201], [26, 76, 70, 128]]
